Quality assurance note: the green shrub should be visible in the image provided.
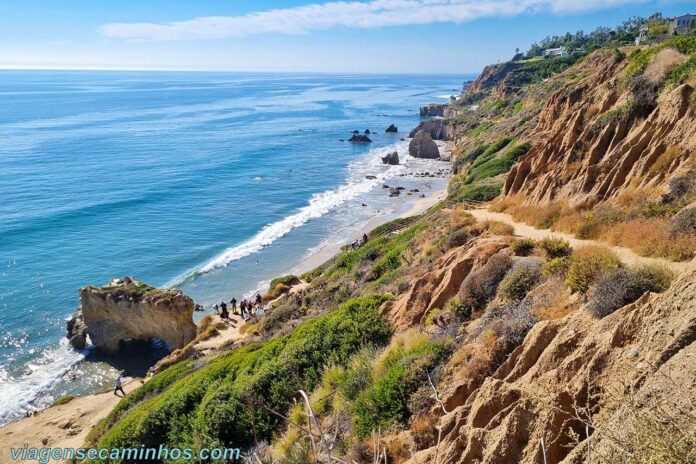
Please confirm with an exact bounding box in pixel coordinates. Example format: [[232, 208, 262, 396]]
[[586, 265, 674, 317], [565, 247, 621, 294], [352, 340, 448, 437], [537, 237, 572, 258], [268, 275, 299, 297], [543, 257, 569, 277], [466, 121, 492, 138], [448, 179, 502, 203], [94, 295, 393, 452], [498, 259, 543, 302], [510, 237, 536, 256]]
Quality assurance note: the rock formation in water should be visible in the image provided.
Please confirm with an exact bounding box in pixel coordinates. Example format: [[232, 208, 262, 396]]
[[66, 277, 196, 354], [385, 124, 398, 133], [348, 133, 372, 143], [409, 130, 440, 159], [420, 103, 448, 117], [381, 151, 400, 165]]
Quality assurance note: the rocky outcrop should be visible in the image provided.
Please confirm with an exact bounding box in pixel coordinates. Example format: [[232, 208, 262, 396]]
[[381, 151, 399, 165], [384, 238, 508, 329], [348, 134, 372, 143], [502, 51, 696, 205], [409, 130, 440, 159], [67, 277, 196, 354], [420, 103, 448, 117], [385, 124, 398, 133], [409, 118, 450, 140], [409, 258, 696, 464]]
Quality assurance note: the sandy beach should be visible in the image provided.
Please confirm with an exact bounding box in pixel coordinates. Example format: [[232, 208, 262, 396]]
[[0, 154, 451, 462]]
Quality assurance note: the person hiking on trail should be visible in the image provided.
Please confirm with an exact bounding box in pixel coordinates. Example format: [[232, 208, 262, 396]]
[[213, 304, 219, 315], [255, 293, 262, 307], [230, 298, 237, 314], [363, 233, 368, 245], [220, 301, 228, 319], [114, 375, 126, 396]]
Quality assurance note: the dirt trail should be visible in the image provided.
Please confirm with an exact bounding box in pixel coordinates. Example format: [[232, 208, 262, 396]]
[[469, 208, 689, 274]]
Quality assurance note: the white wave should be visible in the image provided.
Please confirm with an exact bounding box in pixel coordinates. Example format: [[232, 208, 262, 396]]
[[434, 94, 455, 100], [172, 143, 407, 283], [0, 339, 87, 426]]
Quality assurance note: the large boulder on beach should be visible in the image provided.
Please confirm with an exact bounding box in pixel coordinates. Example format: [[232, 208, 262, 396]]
[[381, 151, 400, 165], [66, 277, 196, 354], [409, 130, 440, 159]]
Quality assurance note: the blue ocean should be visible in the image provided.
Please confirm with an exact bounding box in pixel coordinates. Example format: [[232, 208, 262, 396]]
[[0, 71, 468, 425]]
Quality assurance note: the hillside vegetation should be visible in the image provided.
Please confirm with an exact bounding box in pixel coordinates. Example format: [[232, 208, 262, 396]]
[[85, 16, 696, 464]]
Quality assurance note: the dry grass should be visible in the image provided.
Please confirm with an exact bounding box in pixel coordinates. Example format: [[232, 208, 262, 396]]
[[598, 218, 696, 261], [449, 204, 476, 230], [471, 219, 515, 236], [195, 314, 227, 342]]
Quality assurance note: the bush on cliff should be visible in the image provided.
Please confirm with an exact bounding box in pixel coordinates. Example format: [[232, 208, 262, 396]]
[[498, 259, 543, 302], [458, 252, 512, 311], [93, 295, 392, 453], [565, 246, 621, 294], [586, 265, 673, 317]]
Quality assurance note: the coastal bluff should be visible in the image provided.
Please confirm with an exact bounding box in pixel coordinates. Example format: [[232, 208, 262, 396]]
[[66, 277, 196, 354]]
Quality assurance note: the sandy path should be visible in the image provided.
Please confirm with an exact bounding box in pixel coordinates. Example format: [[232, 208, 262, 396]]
[[469, 208, 688, 274], [0, 380, 140, 463]]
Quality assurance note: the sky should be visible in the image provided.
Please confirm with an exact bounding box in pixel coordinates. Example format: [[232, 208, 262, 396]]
[[0, 0, 693, 74]]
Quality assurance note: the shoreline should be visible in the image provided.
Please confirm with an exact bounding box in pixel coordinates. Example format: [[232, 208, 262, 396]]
[[0, 145, 452, 456]]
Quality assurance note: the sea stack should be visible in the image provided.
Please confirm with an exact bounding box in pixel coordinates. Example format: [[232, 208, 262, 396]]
[[385, 124, 398, 133], [408, 130, 440, 159], [381, 151, 400, 165], [66, 277, 197, 354]]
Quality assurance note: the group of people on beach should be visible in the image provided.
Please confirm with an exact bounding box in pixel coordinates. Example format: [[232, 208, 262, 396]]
[[214, 293, 263, 321], [351, 233, 369, 249]]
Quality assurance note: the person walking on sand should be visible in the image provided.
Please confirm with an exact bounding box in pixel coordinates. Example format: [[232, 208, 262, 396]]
[[230, 298, 237, 315], [220, 301, 228, 319], [114, 375, 126, 396]]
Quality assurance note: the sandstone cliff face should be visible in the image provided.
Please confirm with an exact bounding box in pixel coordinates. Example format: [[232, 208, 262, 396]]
[[384, 237, 508, 330], [503, 51, 696, 206], [67, 277, 196, 354], [408, 259, 696, 464]]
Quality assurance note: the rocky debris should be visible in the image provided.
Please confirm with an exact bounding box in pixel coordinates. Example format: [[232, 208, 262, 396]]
[[385, 124, 398, 133], [408, 130, 440, 159], [388, 187, 402, 197], [400, 137, 405, 141], [382, 184, 390, 189], [409, 118, 449, 140], [419, 103, 448, 117], [365, 175, 377, 180], [66, 277, 196, 354], [348, 133, 372, 143], [381, 151, 400, 165]]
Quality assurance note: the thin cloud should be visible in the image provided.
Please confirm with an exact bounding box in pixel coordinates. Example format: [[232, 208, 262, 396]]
[[100, 0, 646, 41]]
